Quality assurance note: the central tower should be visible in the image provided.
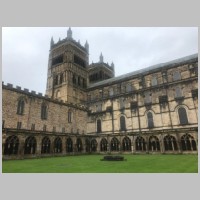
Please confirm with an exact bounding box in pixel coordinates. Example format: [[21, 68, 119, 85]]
[[46, 28, 89, 104]]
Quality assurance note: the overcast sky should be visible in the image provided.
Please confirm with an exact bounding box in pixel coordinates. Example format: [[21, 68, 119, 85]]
[[2, 27, 198, 94]]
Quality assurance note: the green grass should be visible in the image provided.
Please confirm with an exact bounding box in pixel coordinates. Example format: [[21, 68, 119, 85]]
[[2, 154, 198, 173]]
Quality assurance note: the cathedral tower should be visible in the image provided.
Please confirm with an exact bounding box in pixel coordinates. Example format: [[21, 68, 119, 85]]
[[46, 28, 89, 104]]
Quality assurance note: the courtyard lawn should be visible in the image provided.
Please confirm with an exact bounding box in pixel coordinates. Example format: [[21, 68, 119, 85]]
[[2, 154, 198, 173]]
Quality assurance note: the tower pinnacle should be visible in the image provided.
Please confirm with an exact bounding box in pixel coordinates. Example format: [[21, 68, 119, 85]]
[[99, 52, 104, 63], [85, 40, 89, 53], [50, 36, 54, 48], [67, 27, 73, 39]]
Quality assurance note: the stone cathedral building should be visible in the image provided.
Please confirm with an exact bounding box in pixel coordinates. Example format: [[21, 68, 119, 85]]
[[2, 28, 198, 159]]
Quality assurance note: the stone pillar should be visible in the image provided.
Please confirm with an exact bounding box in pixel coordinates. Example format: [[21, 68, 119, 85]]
[[18, 135, 25, 159], [159, 134, 164, 154], [36, 136, 42, 156], [62, 137, 66, 155], [50, 136, 55, 154]]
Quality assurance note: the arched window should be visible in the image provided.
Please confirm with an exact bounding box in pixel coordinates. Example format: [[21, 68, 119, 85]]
[[173, 71, 181, 81], [147, 112, 154, 128], [4, 135, 19, 155], [149, 136, 160, 151], [68, 111, 72, 123], [181, 134, 197, 151], [178, 107, 188, 125], [60, 73, 64, 84], [17, 99, 25, 115], [151, 76, 158, 86], [54, 137, 62, 153], [72, 74, 76, 84], [175, 87, 183, 98], [91, 139, 97, 152], [77, 138, 82, 152], [66, 138, 73, 153], [135, 136, 146, 151], [24, 136, 37, 154], [54, 75, 59, 85], [110, 137, 120, 151], [97, 119, 102, 133], [120, 116, 126, 131], [41, 137, 50, 154], [41, 103, 48, 120], [163, 135, 178, 151], [122, 137, 131, 151], [100, 138, 108, 152]]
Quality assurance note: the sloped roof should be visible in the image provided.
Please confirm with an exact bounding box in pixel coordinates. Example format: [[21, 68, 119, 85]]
[[88, 53, 198, 89]]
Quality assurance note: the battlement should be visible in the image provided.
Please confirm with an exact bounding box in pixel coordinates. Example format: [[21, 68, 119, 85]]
[[2, 82, 88, 111]]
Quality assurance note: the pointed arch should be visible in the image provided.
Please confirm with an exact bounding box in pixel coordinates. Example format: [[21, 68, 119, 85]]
[[100, 138, 108, 152], [110, 137, 120, 151], [17, 99, 25, 115], [4, 135, 19, 155], [163, 135, 178, 151], [149, 136, 160, 151], [120, 115, 126, 131], [147, 111, 154, 128], [66, 138, 73, 152], [41, 136, 50, 154], [135, 136, 146, 151], [91, 139, 97, 152], [97, 119, 102, 133], [24, 136, 37, 154], [122, 137, 131, 151], [54, 137, 62, 153], [181, 134, 197, 151], [77, 138, 82, 152], [41, 102, 48, 120]]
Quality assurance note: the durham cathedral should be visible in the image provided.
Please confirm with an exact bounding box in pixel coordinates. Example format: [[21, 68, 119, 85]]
[[2, 28, 198, 159]]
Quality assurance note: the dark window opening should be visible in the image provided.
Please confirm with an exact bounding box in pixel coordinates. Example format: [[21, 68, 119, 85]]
[[97, 119, 102, 133], [60, 73, 64, 84], [100, 138, 108, 152], [149, 136, 160, 151], [122, 137, 131, 151], [66, 138, 73, 152], [17, 99, 25, 115], [24, 136, 36, 155], [110, 137, 120, 151], [68, 111, 72, 123], [74, 55, 86, 68], [4, 135, 19, 155], [147, 112, 154, 128], [41, 137, 50, 154], [181, 134, 197, 151], [120, 116, 126, 131], [52, 55, 63, 66], [164, 135, 178, 151], [54, 137, 62, 153], [136, 136, 146, 151], [178, 107, 188, 125], [41, 103, 48, 120]]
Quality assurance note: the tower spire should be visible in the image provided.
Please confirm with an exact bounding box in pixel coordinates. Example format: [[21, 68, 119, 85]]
[[50, 36, 54, 48], [85, 40, 89, 53], [99, 52, 104, 63], [67, 27, 73, 39]]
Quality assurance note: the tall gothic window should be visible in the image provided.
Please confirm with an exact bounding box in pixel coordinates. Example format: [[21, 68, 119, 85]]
[[173, 71, 181, 81], [97, 119, 102, 133], [68, 111, 72, 123], [178, 107, 188, 125], [17, 99, 25, 115], [41, 103, 48, 120], [147, 112, 154, 128], [60, 73, 63, 84], [120, 116, 126, 131]]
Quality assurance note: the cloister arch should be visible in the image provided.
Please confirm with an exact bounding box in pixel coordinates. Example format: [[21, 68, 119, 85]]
[[122, 137, 131, 151], [4, 135, 19, 155], [54, 137, 62, 153], [163, 135, 178, 151], [181, 134, 197, 151], [66, 138, 73, 152], [100, 138, 108, 152], [135, 136, 146, 151], [24, 136, 37, 154], [41, 136, 51, 154], [149, 136, 160, 151], [110, 137, 120, 151]]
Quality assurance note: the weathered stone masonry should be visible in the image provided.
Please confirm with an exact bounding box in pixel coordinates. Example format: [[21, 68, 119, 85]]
[[2, 28, 198, 159]]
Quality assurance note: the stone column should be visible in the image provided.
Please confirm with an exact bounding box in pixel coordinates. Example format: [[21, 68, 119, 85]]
[[36, 136, 42, 156], [159, 134, 164, 154], [50, 136, 55, 155], [62, 137, 66, 155], [18, 135, 25, 159]]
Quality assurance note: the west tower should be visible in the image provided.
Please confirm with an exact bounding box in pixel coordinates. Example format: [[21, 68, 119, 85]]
[[46, 28, 89, 104]]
